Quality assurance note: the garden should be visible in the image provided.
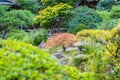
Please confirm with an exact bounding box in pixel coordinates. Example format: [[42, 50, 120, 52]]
[[0, 0, 120, 80]]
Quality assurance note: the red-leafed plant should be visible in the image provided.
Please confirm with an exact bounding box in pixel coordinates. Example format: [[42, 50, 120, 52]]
[[44, 33, 77, 51]]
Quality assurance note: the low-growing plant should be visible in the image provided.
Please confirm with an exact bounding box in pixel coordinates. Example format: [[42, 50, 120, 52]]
[[5, 29, 29, 41], [29, 28, 48, 45], [0, 39, 81, 80]]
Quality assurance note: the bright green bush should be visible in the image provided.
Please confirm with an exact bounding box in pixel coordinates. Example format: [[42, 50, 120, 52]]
[[14, 0, 40, 13], [5, 29, 29, 42], [0, 39, 81, 80], [97, 11, 118, 30], [0, 10, 34, 31], [68, 6, 103, 33], [110, 5, 120, 19], [96, 0, 117, 11]]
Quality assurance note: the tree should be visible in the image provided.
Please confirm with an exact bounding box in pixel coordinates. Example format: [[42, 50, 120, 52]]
[[44, 33, 77, 51], [34, 3, 72, 32]]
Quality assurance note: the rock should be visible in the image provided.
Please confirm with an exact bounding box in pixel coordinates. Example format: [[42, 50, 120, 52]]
[[38, 41, 45, 48], [53, 53, 64, 59]]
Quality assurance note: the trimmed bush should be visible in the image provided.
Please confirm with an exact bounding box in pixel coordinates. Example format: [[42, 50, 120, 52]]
[[0, 10, 34, 31], [68, 6, 103, 33]]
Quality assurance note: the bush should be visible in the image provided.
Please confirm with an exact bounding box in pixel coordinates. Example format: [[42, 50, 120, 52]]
[[110, 5, 120, 19], [97, 19, 118, 30], [0, 39, 81, 80], [29, 29, 48, 45], [68, 6, 103, 33], [0, 10, 34, 31], [96, 0, 117, 11], [14, 0, 40, 13], [97, 11, 118, 30], [44, 33, 77, 49], [5, 29, 29, 42], [0, 5, 9, 17]]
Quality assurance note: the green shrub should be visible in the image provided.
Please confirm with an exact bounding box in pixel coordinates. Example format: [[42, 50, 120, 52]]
[[0, 39, 81, 80], [97, 19, 118, 30], [97, 11, 111, 20], [14, 0, 40, 13], [96, 0, 117, 11], [29, 28, 48, 45], [0, 5, 9, 17], [5, 29, 29, 41], [110, 5, 120, 19], [68, 24, 86, 34], [68, 6, 103, 33], [0, 10, 34, 31], [97, 11, 118, 30]]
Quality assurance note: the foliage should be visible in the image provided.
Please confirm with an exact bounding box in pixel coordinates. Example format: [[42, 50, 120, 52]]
[[105, 22, 120, 79], [0, 5, 9, 17], [0, 10, 34, 31], [76, 29, 111, 43], [44, 33, 77, 49], [75, 22, 120, 79], [41, 0, 80, 7], [97, 11, 111, 20], [97, 11, 118, 30], [4, 29, 29, 42], [29, 28, 48, 45], [97, 19, 118, 30], [110, 5, 120, 19], [68, 24, 86, 34], [14, 0, 40, 13], [96, 0, 117, 11], [34, 3, 72, 29], [0, 39, 81, 80], [68, 6, 103, 33]]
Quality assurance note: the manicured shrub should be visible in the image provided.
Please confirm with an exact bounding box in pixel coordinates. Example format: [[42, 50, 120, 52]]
[[0, 39, 81, 80], [68, 6, 103, 33], [0, 10, 34, 31], [96, 0, 117, 11], [110, 5, 120, 19]]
